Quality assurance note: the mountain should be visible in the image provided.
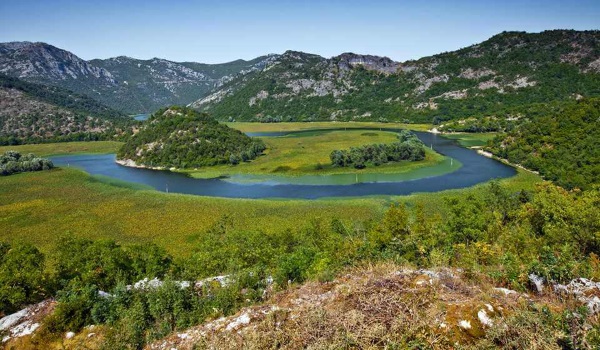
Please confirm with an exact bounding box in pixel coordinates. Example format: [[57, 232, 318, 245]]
[[0, 74, 130, 144], [0, 41, 276, 113], [116, 106, 265, 168], [88, 55, 276, 113], [192, 30, 600, 123]]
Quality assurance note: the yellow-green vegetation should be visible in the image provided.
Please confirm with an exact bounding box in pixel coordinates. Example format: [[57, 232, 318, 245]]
[[185, 129, 444, 178], [441, 133, 497, 147], [0, 167, 388, 256], [0, 141, 123, 157], [0, 164, 539, 258], [227, 121, 432, 133]]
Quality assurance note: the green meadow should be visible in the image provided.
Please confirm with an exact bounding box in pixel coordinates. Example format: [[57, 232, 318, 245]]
[[185, 129, 446, 178], [0, 164, 539, 257], [226, 121, 432, 133], [440, 132, 498, 147]]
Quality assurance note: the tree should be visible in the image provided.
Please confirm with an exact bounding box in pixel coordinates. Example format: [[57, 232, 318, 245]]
[[0, 243, 47, 314]]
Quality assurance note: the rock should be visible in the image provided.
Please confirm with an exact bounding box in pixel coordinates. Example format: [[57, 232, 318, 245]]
[[528, 273, 544, 293], [477, 309, 493, 326], [225, 312, 251, 331], [65, 331, 75, 339], [458, 320, 472, 330]]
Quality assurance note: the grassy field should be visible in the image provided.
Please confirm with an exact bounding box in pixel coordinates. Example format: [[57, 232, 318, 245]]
[[0, 141, 123, 157], [0, 164, 540, 257], [0, 167, 390, 256], [185, 129, 445, 178], [227, 121, 432, 133], [441, 133, 498, 147]]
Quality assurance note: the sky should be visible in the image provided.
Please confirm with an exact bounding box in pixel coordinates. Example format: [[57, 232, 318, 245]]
[[1, 0, 599, 64]]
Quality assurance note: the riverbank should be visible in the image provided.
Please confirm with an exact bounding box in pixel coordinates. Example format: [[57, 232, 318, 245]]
[[475, 147, 540, 175], [115, 158, 170, 171]]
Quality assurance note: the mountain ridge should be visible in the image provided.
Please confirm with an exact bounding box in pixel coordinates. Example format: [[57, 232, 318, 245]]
[[1, 30, 599, 120], [0, 41, 277, 114], [193, 29, 600, 123]]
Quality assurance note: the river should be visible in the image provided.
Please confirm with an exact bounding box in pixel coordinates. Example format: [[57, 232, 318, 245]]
[[50, 129, 516, 199]]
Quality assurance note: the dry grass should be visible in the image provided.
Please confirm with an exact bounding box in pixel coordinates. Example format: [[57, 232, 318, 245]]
[[148, 263, 589, 350]]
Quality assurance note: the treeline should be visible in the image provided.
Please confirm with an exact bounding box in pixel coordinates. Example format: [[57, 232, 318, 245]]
[[0, 151, 53, 176], [118, 106, 266, 168], [330, 130, 425, 168], [486, 98, 600, 190], [3, 180, 600, 348], [0, 129, 127, 146]]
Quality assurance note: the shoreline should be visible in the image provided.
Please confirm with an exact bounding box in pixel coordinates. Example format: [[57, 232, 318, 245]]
[[426, 129, 540, 176], [473, 148, 539, 175], [115, 159, 170, 171]]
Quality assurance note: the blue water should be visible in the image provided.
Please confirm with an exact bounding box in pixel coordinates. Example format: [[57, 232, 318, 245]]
[[51, 130, 516, 199]]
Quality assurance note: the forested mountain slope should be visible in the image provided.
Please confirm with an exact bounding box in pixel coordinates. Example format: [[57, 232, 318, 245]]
[[486, 97, 600, 190], [0, 74, 130, 144], [193, 30, 600, 123]]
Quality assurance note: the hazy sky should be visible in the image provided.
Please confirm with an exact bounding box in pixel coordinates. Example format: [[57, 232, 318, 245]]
[[1, 0, 598, 63]]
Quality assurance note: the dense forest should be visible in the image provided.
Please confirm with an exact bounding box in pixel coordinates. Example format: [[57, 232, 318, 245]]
[[0, 151, 53, 175], [2, 180, 599, 348], [117, 106, 266, 168], [330, 130, 425, 168], [486, 98, 600, 190]]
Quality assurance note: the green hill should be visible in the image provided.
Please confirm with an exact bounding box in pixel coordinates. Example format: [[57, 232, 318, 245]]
[[117, 106, 265, 168]]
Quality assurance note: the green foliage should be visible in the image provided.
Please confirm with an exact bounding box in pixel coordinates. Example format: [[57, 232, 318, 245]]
[[117, 106, 265, 168], [4, 179, 600, 348], [0, 150, 53, 175], [0, 243, 47, 314], [487, 98, 600, 190], [54, 236, 174, 291], [42, 282, 100, 335], [330, 130, 425, 168]]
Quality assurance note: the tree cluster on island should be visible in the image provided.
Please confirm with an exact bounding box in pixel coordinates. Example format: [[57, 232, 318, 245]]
[[330, 130, 426, 169]]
